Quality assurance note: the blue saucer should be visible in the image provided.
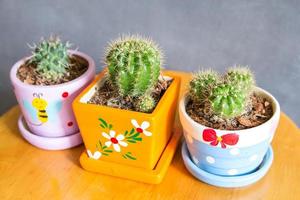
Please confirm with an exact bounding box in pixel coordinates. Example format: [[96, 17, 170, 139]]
[[181, 141, 273, 188]]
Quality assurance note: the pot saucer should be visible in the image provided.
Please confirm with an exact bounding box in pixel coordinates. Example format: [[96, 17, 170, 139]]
[[18, 115, 83, 150], [181, 141, 273, 188], [79, 127, 182, 184]]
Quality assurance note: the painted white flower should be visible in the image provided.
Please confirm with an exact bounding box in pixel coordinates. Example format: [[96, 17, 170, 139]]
[[131, 119, 152, 136], [102, 130, 128, 152], [87, 150, 102, 160]]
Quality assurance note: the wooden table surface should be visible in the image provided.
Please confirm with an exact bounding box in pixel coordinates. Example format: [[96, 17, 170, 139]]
[[0, 71, 299, 200]]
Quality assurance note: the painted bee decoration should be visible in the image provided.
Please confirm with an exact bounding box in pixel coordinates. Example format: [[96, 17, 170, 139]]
[[23, 93, 62, 126], [31, 93, 48, 123]]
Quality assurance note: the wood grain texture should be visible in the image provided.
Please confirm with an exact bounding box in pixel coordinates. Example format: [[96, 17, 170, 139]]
[[0, 71, 299, 200]]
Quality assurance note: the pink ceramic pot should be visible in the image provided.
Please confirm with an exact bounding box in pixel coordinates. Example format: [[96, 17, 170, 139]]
[[10, 50, 95, 138]]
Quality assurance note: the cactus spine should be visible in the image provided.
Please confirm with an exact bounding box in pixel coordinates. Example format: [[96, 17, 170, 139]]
[[29, 36, 71, 81], [105, 35, 162, 98], [189, 66, 255, 119]]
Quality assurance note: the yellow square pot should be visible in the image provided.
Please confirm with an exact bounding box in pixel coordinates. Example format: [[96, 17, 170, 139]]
[[73, 69, 181, 170]]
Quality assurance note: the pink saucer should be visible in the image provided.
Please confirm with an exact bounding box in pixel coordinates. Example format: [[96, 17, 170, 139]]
[[18, 115, 83, 150]]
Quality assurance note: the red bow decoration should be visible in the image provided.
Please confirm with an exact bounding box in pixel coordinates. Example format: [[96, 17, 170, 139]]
[[202, 129, 239, 148]]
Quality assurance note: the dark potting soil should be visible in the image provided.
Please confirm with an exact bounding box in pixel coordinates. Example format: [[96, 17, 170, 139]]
[[87, 77, 172, 113], [17, 55, 88, 85], [186, 93, 273, 130]]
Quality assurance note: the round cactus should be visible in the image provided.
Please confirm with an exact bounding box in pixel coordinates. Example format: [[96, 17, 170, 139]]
[[209, 83, 246, 118], [189, 69, 219, 102], [29, 36, 71, 81], [105, 35, 162, 97], [225, 66, 255, 93], [135, 95, 156, 113]]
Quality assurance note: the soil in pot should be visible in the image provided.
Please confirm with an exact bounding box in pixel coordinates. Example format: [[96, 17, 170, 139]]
[[186, 93, 273, 130], [17, 55, 88, 86], [87, 77, 172, 113]]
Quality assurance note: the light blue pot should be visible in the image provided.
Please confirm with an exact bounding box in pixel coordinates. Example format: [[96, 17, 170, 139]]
[[185, 134, 270, 176], [181, 141, 274, 188], [179, 87, 280, 177]]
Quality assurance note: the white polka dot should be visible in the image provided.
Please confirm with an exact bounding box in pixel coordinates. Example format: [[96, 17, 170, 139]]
[[249, 154, 258, 162], [229, 148, 240, 156], [228, 169, 238, 175], [192, 156, 199, 164], [186, 134, 193, 144], [206, 156, 215, 164]]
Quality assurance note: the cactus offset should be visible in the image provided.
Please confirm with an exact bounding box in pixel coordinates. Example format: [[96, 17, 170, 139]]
[[105, 35, 162, 97], [189, 66, 255, 119], [29, 36, 71, 81], [189, 69, 218, 102], [225, 66, 255, 94], [135, 95, 156, 113]]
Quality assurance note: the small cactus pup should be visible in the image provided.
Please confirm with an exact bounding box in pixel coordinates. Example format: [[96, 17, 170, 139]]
[[186, 66, 273, 130], [88, 35, 169, 113], [225, 66, 255, 94], [17, 36, 88, 85], [135, 95, 156, 113]]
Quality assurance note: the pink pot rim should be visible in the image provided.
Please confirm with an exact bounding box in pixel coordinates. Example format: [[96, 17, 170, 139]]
[[10, 50, 95, 89], [179, 86, 280, 134]]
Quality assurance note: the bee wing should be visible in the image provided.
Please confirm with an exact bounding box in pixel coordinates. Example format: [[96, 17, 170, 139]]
[[47, 100, 63, 122], [22, 100, 38, 123]]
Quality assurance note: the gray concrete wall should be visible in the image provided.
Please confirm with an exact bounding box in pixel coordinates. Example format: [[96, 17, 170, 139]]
[[0, 0, 299, 126]]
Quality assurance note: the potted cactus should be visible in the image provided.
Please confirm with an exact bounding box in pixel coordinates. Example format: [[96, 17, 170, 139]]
[[72, 35, 180, 181], [10, 36, 95, 150], [179, 67, 280, 187]]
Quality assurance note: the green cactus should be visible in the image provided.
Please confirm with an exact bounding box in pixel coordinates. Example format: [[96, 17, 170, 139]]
[[209, 83, 246, 118], [189, 69, 218, 102], [225, 66, 255, 94], [105, 35, 162, 97], [189, 66, 255, 119], [29, 36, 71, 81], [135, 95, 156, 113]]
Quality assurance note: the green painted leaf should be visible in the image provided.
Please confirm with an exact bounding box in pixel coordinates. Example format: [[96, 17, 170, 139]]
[[127, 140, 137, 143], [99, 118, 108, 128], [129, 128, 135, 135], [124, 130, 128, 136], [131, 133, 140, 138], [99, 141, 103, 148], [125, 154, 136, 160], [133, 137, 142, 141]]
